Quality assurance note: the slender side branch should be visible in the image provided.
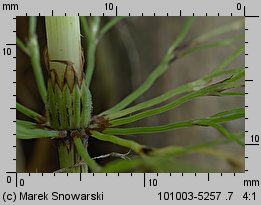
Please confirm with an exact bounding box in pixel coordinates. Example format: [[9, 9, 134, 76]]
[[180, 34, 243, 57], [16, 102, 44, 122], [27, 17, 47, 103], [108, 67, 243, 120], [100, 17, 195, 115], [73, 137, 101, 172], [193, 20, 244, 44], [91, 131, 149, 155], [100, 16, 127, 37], [100, 19, 244, 117], [16, 37, 29, 55], [101, 133, 244, 172], [104, 108, 244, 146], [80, 17, 90, 37], [110, 80, 243, 126], [81, 17, 101, 87], [17, 120, 60, 139], [213, 45, 244, 73]]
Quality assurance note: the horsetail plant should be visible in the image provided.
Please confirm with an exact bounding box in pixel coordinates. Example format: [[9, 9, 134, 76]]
[[45, 17, 93, 172], [16, 16, 245, 173]]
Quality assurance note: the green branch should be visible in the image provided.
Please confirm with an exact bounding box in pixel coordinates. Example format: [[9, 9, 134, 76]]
[[110, 80, 243, 126], [81, 17, 101, 87], [108, 66, 243, 120], [101, 17, 195, 115], [17, 120, 59, 139], [106, 108, 244, 135], [16, 102, 43, 122], [101, 133, 244, 172], [213, 45, 244, 74], [100, 16, 127, 37], [91, 131, 147, 155], [192, 20, 244, 44], [27, 17, 47, 103], [152, 140, 244, 169], [104, 108, 244, 146], [180, 34, 243, 57], [100, 18, 245, 116], [16, 37, 29, 55], [107, 45, 244, 120], [16, 17, 46, 103]]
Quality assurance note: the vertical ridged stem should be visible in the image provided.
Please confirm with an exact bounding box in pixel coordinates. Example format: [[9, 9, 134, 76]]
[[45, 17, 92, 173]]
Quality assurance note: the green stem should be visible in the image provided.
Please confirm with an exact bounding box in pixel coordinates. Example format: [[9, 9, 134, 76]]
[[56, 144, 84, 173], [45, 17, 93, 173]]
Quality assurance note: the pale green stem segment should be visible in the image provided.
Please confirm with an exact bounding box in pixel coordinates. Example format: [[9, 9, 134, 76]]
[[45, 16, 82, 87], [73, 137, 101, 172], [45, 17, 92, 173], [16, 102, 43, 122], [45, 16, 82, 70], [27, 17, 47, 103], [29, 16, 37, 37], [100, 17, 195, 115]]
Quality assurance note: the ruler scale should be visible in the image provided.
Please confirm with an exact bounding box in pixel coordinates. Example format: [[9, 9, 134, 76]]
[[0, 0, 260, 204]]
